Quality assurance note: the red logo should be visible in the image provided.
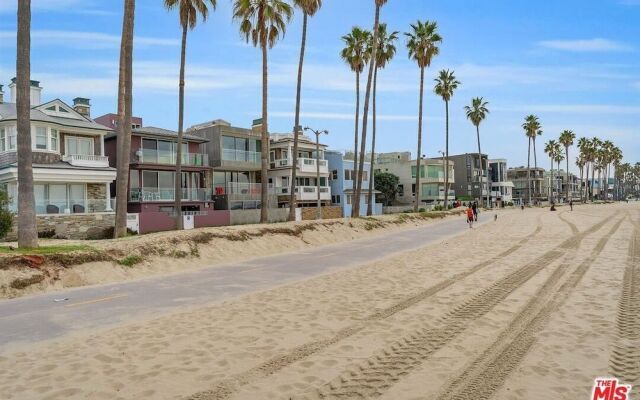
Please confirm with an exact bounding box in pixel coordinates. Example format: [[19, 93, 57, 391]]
[[592, 378, 632, 400]]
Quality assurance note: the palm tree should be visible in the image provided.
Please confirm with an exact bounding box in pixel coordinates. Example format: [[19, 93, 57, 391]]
[[544, 139, 557, 202], [464, 97, 490, 207], [165, 0, 216, 229], [405, 20, 442, 212], [354, 0, 389, 217], [577, 137, 590, 201], [114, 0, 136, 238], [234, 0, 293, 223], [434, 69, 460, 210], [558, 129, 575, 202], [522, 115, 541, 205], [576, 155, 585, 201], [288, 0, 322, 221], [590, 137, 602, 201], [554, 143, 564, 198], [366, 23, 398, 215], [340, 27, 371, 217], [16, 0, 38, 248]]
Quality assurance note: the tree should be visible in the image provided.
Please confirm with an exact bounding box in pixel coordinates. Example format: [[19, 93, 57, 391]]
[[340, 27, 371, 217], [288, 0, 322, 221], [405, 20, 442, 212], [553, 142, 564, 199], [0, 189, 13, 240], [434, 69, 460, 210], [234, 0, 293, 223], [464, 97, 489, 207], [374, 171, 399, 206], [590, 137, 602, 201], [165, 0, 216, 229], [577, 137, 591, 202], [558, 129, 575, 202], [544, 139, 558, 203], [16, 0, 38, 248], [576, 155, 585, 201], [114, 0, 136, 238], [354, 0, 389, 218], [367, 23, 398, 215], [522, 115, 541, 205]]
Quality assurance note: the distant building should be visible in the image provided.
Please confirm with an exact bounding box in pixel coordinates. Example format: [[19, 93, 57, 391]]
[[326, 150, 381, 217], [441, 153, 489, 202], [374, 152, 454, 206], [507, 167, 545, 204], [488, 159, 514, 206], [94, 113, 142, 130], [542, 169, 580, 203]]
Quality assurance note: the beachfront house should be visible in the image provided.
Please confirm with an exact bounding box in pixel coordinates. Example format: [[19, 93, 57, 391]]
[[443, 153, 489, 203], [507, 166, 545, 205], [104, 125, 229, 233], [326, 150, 381, 217], [489, 159, 514, 206], [0, 79, 116, 239]]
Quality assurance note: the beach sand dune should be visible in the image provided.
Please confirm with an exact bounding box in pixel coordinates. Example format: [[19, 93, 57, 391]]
[[0, 203, 637, 400]]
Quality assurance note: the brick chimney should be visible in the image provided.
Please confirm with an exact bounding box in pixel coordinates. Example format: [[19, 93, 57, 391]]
[[252, 118, 263, 135], [73, 97, 91, 118], [8, 77, 42, 105]]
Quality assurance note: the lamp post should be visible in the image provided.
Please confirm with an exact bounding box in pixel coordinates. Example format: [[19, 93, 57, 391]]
[[304, 126, 329, 220]]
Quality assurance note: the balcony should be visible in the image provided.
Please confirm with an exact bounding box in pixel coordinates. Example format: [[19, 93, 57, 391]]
[[222, 149, 261, 165], [35, 199, 112, 215], [62, 154, 110, 168], [269, 158, 329, 174], [135, 149, 209, 167], [273, 186, 331, 201], [214, 182, 262, 201], [129, 188, 212, 202]]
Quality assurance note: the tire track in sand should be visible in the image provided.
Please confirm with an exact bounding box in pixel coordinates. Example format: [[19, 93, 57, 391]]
[[558, 211, 579, 234], [434, 216, 625, 400], [609, 217, 640, 389], [310, 214, 612, 400], [187, 219, 545, 400]]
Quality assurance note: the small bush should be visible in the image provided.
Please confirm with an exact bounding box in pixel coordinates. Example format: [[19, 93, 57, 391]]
[[0, 189, 13, 239], [10, 274, 45, 289], [433, 205, 444, 211], [118, 254, 144, 267]]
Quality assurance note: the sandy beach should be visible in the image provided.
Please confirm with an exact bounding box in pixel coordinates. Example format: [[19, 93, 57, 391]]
[[0, 203, 638, 400]]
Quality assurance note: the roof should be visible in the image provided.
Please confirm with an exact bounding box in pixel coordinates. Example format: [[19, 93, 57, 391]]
[[105, 126, 208, 143], [1, 160, 115, 172], [0, 100, 111, 132]]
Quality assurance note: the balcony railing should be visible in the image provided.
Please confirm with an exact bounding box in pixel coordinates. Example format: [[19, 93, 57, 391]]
[[35, 199, 112, 215], [297, 158, 328, 173], [214, 182, 262, 200], [135, 148, 209, 166], [62, 154, 110, 168], [129, 188, 212, 202], [272, 185, 331, 201], [222, 149, 261, 164]]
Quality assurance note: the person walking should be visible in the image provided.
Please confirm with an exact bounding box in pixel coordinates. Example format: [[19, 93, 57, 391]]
[[466, 205, 474, 228], [472, 202, 478, 222], [569, 199, 573, 211]]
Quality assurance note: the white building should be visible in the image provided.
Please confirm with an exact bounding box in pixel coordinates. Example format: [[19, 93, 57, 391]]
[[488, 159, 514, 206]]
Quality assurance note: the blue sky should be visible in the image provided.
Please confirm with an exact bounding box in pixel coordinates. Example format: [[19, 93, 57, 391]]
[[1, 0, 639, 172]]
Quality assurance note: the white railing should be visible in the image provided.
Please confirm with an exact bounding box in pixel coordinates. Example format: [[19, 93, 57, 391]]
[[63, 154, 110, 168], [129, 188, 212, 202], [222, 149, 261, 164], [273, 186, 331, 201], [297, 158, 329, 173], [271, 158, 291, 168], [136, 148, 209, 166], [214, 182, 262, 200], [36, 198, 112, 214]]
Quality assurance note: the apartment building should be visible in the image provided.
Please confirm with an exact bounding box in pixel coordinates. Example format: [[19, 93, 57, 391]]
[[507, 167, 545, 204], [374, 152, 454, 206], [187, 119, 264, 210], [268, 131, 331, 207], [443, 153, 489, 202], [488, 159, 514, 206], [0, 79, 116, 238], [326, 150, 381, 217], [104, 126, 227, 233]]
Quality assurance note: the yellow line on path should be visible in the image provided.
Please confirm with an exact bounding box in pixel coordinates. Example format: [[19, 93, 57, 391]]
[[64, 293, 128, 308]]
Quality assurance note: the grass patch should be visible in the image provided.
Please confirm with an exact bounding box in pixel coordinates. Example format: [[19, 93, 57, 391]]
[[118, 254, 144, 267], [10, 274, 45, 289], [0, 244, 94, 255]]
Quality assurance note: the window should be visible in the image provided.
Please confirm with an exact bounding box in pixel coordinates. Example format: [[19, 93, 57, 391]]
[[50, 129, 58, 151], [335, 195, 341, 204], [345, 169, 352, 181], [35, 127, 47, 149], [66, 136, 93, 156], [346, 195, 353, 205], [34, 183, 86, 214], [397, 184, 404, 196], [8, 127, 16, 151], [331, 170, 338, 180]]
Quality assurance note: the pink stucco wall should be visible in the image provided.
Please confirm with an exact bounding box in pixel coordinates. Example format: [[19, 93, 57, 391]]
[[138, 210, 230, 234]]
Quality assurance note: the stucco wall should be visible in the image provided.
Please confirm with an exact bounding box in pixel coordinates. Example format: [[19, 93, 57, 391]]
[[229, 208, 290, 225]]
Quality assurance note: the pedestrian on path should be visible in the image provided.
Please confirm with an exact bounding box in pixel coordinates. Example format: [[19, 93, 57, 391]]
[[466, 206, 474, 228], [472, 202, 478, 222], [569, 200, 573, 211]]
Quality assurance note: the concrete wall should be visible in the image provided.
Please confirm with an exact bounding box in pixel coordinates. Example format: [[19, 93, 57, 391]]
[[229, 208, 290, 225], [6, 212, 115, 240]]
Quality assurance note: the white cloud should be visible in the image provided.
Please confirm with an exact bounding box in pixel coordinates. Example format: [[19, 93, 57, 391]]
[[0, 30, 179, 49], [537, 38, 633, 52]]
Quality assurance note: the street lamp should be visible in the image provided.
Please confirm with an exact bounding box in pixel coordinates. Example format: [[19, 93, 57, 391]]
[[304, 126, 329, 220]]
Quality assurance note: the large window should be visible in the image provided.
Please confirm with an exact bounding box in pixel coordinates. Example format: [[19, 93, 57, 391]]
[[50, 129, 58, 151], [34, 183, 86, 214], [35, 127, 47, 149], [222, 135, 261, 162], [0, 126, 17, 151], [66, 136, 93, 156]]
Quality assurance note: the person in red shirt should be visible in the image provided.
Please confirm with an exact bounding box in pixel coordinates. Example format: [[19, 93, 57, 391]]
[[466, 206, 474, 228]]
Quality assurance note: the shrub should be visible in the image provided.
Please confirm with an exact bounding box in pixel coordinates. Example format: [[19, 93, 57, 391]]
[[0, 189, 13, 239], [118, 254, 144, 267]]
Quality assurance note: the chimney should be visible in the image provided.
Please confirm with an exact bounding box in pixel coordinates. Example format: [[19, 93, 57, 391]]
[[251, 118, 263, 135], [73, 97, 91, 118], [8, 77, 42, 105], [0, 84, 3, 104]]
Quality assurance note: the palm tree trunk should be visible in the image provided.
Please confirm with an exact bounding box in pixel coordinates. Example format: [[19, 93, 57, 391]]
[[414, 67, 424, 212], [443, 100, 450, 210], [475, 124, 484, 207], [565, 147, 570, 202], [532, 137, 538, 201], [355, 3, 381, 217], [585, 163, 590, 202], [350, 71, 360, 217], [16, 0, 38, 248], [260, 42, 269, 223], [174, 25, 187, 230], [590, 163, 595, 201], [114, 0, 135, 238], [549, 157, 553, 202], [527, 137, 531, 205], [288, 11, 307, 222], [366, 66, 378, 216]]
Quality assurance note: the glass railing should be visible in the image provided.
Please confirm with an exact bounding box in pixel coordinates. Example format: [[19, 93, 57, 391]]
[[222, 149, 261, 164], [35, 199, 112, 214], [129, 188, 212, 202], [136, 149, 209, 166], [214, 183, 262, 199]]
